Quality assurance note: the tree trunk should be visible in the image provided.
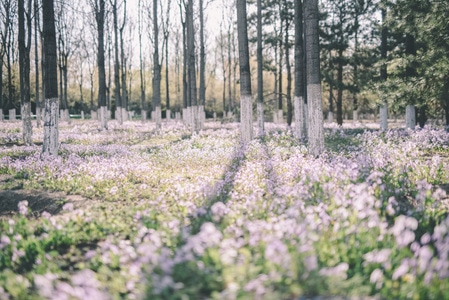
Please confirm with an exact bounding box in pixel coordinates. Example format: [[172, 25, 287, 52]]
[[153, 0, 162, 129], [120, 29, 128, 122], [405, 105, 416, 130], [19, 0, 33, 145], [199, 0, 206, 109], [256, 0, 264, 135], [138, 0, 146, 122], [97, 0, 108, 130], [294, 0, 306, 139], [336, 49, 343, 126], [112, 0, 122, 124], [42, 0, 59, 156], [34, 0, 41, 127], [237, 0, 253, 143], [379, 7, 388, 130], [304, 0, 324, 156], [444, 80, 449, 126], [285, 4, 293, 128], [187, 0, 198, 132]]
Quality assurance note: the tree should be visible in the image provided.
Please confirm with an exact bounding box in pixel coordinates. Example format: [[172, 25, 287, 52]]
[[186, 0, 199, 132], [304, 0, 324, 156], [256, 0, 264, 135], [379, 3, 388, 130], [34, 0, 41, 127], [87, 0, 108, 129], [111, 0, 122, 124], [294, 0, 306, 138], [162, 0, 172, 121], [236, 0, 253, 143], [18, 0, 33, 145], [42, 0, 59, 156], [119, 0, 128, 122], [138, 0, 146, 121], [153, 0, 162, 129]]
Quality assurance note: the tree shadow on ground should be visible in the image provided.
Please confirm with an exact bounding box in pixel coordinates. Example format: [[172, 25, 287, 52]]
[[0, 175, 87, 218]]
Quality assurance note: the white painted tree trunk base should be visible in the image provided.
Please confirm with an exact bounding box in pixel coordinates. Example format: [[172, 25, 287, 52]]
[[91, 110, 97, 120], [21, 103, 33, 145], [327, 111, 334, 123], [122, 108, 128, 122], [294, 96, 303, 139], [213, 112, 217, 122], [9, 109, 16, 121], [257, 102, 264, 136], [379, 104, 388, 130], [100, 106, 108, 130], [303, 103, 308, 138], [0, 110, 3, 121], [240, 94, 253, 143], [155, 106, 162, 129], [81, 111, 85, 120], [141, 110, 147, 122], [307, 84, 324, 156], [353, 110, 358, 122], [406, 105, 416, 130], [166, 109, 171, 122], [42, 98, 59, 157], [277, 109, 283, 124]]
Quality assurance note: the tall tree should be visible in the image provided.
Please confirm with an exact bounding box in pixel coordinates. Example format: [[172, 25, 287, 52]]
[[138, 0, 146, 121], [111, 0, 122, 124], [294, 0, 306, 138], [119, 0, 128, 122], [162, 0, 172, 120], [153, 0, 162, 129], [379, 4, 388, 130], [42, 0, 59, 156], [256, 0, 264, 135], [198, 0, 205, 126], [304, 0, 324, 156], [236, 0, 253, 142], [186, 0, 198, 132], [18, 0, 33, 145], [34, 0, 41, 127], [89, 0, 108, 129]]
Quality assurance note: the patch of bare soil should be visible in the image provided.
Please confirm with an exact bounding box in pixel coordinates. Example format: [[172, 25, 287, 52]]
[[0, 175, 89, 218]]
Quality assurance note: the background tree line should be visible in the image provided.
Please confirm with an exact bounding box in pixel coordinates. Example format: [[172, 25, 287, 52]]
[[1, 0, 448, 128]]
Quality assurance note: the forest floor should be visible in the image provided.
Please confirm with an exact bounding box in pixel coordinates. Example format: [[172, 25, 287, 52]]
[[1, 118, 449, 299]]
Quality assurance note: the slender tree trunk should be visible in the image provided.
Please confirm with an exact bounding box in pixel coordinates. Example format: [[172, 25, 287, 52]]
[[34, 0, 41, 127], [112, 0, 122, 124], [119, 0, 128, 122], [153, 0, 162, 129], [304, 0, 324, 156], [165, 31, 170, 120], [138, 0, 146, 121], [42, 0, 59, 156], [236, 0, 253, 143], [187, 0, 198, 132], [444, 79, 449, 126], [405, 33, 416, 130], [227, 29, 232, 116], [336, 49, 343, 125], [256, 0, 264, 135], [379, 7, 388, 130], [278, 7, 284, 124], [285, 10, 293, 127], [120, 30, 128, 122], [97, 0, 108, 130], [294, 0, 306, 138], [19, 0, 33, 145], [199, 0, 205, 107]]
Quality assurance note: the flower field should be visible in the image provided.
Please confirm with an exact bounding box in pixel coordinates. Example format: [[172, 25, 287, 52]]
[[1, 119, 449, 299]]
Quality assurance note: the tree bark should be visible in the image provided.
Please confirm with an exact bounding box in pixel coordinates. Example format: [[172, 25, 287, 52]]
[[138, 0, 146, 121], [187, 0, 198, 132], [294, 0, 306, 139], [153, 0, 162, 129], [19, 0, 33, 145], [112, 0, 122, 124], [42, 0, 59, 156], [379, 7, 388, 130], [237, 0, 253, 143], [256, 0, 264, 135], [96, 0, 108, 130], [34, 0, 41, 127], [304, 0, 324, 156]]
